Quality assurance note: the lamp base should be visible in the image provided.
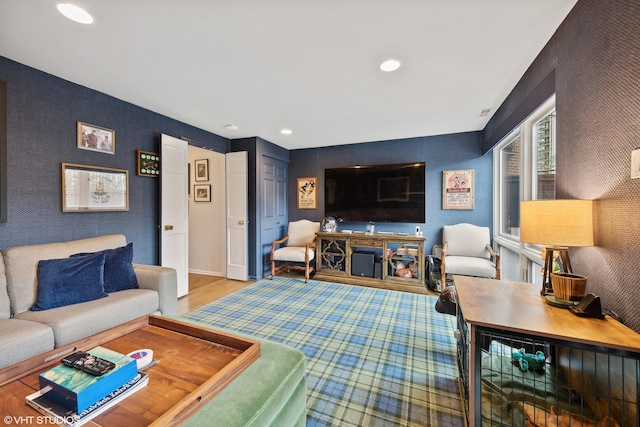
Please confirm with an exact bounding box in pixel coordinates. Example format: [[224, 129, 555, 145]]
[[544, 295, 576, 308], [540, 246, 572, 296]]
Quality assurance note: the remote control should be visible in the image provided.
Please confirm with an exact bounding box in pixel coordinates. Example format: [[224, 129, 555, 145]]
[[61, 351, 116, 376]]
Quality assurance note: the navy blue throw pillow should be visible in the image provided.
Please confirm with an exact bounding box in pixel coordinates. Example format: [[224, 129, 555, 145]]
[[71, 243, 138, 293], [32, 253, 108, 311]]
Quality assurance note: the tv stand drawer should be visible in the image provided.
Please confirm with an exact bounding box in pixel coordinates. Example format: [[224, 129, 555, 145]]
[[350, 238, 382, 247]]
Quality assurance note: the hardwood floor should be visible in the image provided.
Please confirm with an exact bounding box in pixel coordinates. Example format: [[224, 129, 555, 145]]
[[176, 274, 254, 316], [177, 272, 439, 316]]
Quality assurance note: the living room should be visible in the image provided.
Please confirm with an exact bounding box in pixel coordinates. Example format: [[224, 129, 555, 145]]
[[2, 1, 639, 334], [1, 1, 640, 425]]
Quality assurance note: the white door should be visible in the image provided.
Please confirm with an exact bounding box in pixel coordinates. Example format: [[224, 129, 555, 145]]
[[226, 151, 248, 281], [160, 134, 189, 297]]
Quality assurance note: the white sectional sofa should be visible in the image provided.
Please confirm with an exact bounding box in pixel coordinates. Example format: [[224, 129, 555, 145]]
[[0, 234, 177, 369]]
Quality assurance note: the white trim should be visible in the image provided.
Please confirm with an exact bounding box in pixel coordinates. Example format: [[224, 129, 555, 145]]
[[492, 95, 556, 282]]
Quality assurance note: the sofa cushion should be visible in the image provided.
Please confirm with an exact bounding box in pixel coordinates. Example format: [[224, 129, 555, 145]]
[[0, 255, 10, 319], [31, 253, 108, 311], [2, 235, 126, 315], [17, 289, 159, 347], [0, 318, 55, 369], [444, 255, 497, 279], [72, 243, 138, 293]]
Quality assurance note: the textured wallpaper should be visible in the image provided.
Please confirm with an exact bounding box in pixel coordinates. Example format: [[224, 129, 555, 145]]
[[0, 57, 229, 264], [555, 1, 640, 333]]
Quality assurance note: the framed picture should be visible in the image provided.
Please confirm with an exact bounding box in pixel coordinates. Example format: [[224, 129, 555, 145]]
[[631, 147, 640, 179], [137, 150, 159, 177], [77, 122, 115, 154], [297, 177, 317, 209], [194, 159, 209, 181], [62, 163, 129, 212], [442, 169, 475, 210], [194, 184, 211, 202], [0, 80, 6, 223]]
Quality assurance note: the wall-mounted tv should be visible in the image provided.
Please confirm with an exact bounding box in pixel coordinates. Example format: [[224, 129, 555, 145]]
[[324, 162, 425, 223]]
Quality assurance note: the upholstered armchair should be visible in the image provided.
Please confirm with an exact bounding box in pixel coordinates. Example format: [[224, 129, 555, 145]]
[[270, 220, 320, 282], [441, 223, 500, 282]]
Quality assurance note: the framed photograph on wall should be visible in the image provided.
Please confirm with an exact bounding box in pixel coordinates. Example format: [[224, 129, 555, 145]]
[[0, 80, 6, 223], [194, 159, 209, 181], [194, 184, 211, 202], [62, 163, 129, 212], [297, 177, 317, 209], [631, 147, 640, 179], [136, 150, 159, 177], [442, 169, 474, 210], [77, 122, 115, 154]]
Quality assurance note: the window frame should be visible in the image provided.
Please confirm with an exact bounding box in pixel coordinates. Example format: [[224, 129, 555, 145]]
[[493, 95, 556, 282]]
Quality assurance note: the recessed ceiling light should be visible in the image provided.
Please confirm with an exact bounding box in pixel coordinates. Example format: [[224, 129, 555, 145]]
[[224, 124, 239, 131], [280, 129, 292, 135], [57, 3, 94, 24], [380, 59, 401, 72]]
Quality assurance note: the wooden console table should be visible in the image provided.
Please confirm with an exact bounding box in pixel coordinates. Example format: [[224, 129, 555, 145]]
[[454, 275, 640, 427], [314, 231, 427, 294]]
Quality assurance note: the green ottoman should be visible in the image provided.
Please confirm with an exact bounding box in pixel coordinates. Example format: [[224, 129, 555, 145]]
[[179, 324, 307, 427]]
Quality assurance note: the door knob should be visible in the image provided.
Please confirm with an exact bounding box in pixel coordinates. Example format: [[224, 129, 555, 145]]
[[238, 220, 245, 225], [164, 225, 174, 231]]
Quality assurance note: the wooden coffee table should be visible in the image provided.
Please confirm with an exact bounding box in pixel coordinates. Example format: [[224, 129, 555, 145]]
[[0, 315, 260, 426]]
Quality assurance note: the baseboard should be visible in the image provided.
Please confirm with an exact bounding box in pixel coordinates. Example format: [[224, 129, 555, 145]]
[[188, 269, 223, 277]]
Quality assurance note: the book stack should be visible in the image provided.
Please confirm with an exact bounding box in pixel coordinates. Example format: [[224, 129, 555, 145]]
[[26, 346, 148, 427]]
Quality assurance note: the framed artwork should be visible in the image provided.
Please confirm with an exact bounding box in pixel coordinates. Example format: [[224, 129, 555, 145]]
[[77, 122, 115, 154], [0, 80, 6, 222], [631, 147, 640, 179], [194, 184, 211, 202], [137, 150, 160, 177], [62, 163, 129, 212], [194, 159, 209, 181], [442, 169, 475, 210], [297, 177, 317, 209]]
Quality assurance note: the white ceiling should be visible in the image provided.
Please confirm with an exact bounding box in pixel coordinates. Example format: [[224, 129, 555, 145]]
[[0, 0, 577, 150]]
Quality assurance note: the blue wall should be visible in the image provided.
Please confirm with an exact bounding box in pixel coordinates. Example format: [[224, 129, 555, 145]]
[[0, 56, 229, 264], [288, 132, 493, 253], [0, 54, 493, 268]]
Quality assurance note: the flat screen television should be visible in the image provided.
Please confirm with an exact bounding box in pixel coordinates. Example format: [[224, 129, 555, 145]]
[[324, 162, 425, 223]]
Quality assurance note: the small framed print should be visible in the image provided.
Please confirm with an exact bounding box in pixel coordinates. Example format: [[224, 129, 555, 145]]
[[77, 122, 115, 154], [297, 177, 317, 209], [442, 169, 475, 210], [137, 150, 159, 177], [631, 148, 640, 179], [194, 184, 211, 202], [194, 159, 209, 181]]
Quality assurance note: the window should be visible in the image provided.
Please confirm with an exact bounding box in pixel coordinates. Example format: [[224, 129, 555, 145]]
[[534, 110, 556, 200], [493, 95, 556, 282], [499, 134, 521, 237]]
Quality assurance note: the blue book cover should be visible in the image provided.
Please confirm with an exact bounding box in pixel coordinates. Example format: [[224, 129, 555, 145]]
[[39, 346, 137, 413], [27, 373, 148, 427]]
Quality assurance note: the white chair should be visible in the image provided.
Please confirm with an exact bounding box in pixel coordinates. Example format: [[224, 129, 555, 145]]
[[441, 223, 500, 281], [270, 220, 320, 282]]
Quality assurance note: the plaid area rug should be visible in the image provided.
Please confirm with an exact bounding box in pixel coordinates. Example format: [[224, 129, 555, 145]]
[[181, 277, 464, 426]]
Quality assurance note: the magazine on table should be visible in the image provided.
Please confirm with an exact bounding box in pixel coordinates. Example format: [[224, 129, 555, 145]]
[[26, 372, 148, 427]]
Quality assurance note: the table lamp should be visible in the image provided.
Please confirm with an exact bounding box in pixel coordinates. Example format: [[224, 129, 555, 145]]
[[520, 199, 594, 296]]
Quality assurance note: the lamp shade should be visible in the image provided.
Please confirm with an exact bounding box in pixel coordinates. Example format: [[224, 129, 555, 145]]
[[520, 200, 594, 247]]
